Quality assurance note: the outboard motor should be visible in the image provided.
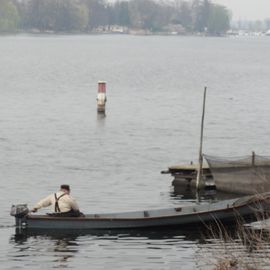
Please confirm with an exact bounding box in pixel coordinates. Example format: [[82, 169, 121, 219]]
[[10, 204, 29, 218]]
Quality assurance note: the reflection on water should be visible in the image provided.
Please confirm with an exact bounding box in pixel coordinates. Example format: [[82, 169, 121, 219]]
[[97, 111, 106, 120], [10, 233, 79, 269], [8, 228, 201, 270], [8, 225, 270, 270], [12, 227, 206, 242], [170, 183, 240, 202]]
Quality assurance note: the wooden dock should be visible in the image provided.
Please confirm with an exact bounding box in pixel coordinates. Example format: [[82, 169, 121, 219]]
[[162, 164, 214, 188], [163, 158, 270, 195]]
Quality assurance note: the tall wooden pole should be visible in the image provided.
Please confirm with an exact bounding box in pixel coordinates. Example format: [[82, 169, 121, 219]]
[[196, 87, 207, 191]]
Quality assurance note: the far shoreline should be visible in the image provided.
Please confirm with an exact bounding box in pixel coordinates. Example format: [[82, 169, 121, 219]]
[[0, 31, 264, 38]]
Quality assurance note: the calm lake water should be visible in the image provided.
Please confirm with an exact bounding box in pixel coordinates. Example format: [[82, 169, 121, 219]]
[[1, 34, 270, 269]]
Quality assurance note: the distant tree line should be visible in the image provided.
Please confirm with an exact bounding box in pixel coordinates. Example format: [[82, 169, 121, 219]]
[[0, 0, 232, 35], [232, 19, 270, 32]]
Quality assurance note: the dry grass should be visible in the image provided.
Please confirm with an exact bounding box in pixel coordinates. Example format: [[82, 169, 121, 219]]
[[201, 196, 270, 270], [214, 257, 239, 270], [207, 226, 270, 270]]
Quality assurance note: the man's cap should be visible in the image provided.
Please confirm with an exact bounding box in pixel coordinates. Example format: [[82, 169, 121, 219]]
[[60, 184, 70, 191]]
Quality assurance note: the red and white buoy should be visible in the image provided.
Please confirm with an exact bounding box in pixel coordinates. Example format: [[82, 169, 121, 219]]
[[97, 81, 107, 113]]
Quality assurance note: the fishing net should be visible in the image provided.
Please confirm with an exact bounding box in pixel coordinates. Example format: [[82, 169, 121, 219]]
[[204, 154, 270, 195]]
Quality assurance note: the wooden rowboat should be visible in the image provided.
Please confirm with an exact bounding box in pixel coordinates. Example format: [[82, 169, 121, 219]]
[[11, 193, 270, 231]]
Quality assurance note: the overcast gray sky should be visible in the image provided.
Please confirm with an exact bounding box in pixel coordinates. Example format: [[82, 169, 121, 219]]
[[212, 0, 270, 20]]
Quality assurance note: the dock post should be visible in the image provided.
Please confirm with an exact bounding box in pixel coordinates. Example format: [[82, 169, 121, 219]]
[[97, 81, 107, 113], [252, 151, 255, 166], [196, 87, 207, 191]]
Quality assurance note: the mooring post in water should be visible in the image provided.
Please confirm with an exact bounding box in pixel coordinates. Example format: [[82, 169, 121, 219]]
[[196, 87, 207, 191], [97, 81, 107, 113], [252, 151, 256, 166]]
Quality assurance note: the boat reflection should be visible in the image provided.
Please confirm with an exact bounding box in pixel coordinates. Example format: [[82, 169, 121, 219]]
[[13, 226, 207, 242], [11, 231, 79, 268], [10, 223, 270, 270], [11, 222, 245, 245]]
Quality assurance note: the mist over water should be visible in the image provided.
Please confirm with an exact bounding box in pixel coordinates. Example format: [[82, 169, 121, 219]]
[[1, 35, 270, 269]]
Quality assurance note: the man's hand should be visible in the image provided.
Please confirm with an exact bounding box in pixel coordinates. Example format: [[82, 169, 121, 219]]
[[31, 208, 38, 213]]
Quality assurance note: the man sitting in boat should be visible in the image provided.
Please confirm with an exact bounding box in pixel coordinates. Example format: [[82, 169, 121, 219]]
[[31, 185, 81, 217]]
